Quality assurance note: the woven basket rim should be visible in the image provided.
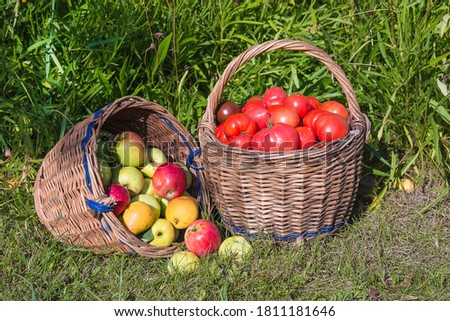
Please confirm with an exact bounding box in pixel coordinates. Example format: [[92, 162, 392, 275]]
[[198, 39, 371, 148]]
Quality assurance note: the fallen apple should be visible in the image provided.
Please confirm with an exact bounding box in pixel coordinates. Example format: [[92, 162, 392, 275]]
[[105, 184, 130, 216], [167, 251, 200, 275], [152, 162, 187, 200], [400, 178, 414, 193], [185, 219, 222, 257], [218, 236, 253, 261]]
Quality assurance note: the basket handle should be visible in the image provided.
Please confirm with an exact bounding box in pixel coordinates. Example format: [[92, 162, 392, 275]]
[[202, 39, 370, 141]]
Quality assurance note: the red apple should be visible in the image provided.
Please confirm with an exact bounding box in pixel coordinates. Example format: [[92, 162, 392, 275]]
[[105, 184, 130, 216], [185, 219, 222, 256], [152, 162, 187, 200]]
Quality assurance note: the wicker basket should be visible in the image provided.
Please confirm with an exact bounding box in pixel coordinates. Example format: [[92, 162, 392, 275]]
[[33, 96, 208, 257], [198, 40, 371, 244]]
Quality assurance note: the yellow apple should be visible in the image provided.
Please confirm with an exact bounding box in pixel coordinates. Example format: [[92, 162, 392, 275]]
[[218, 236, 253, 261], [131, 194, 161, 220], [167, 251, 200, 275], [149, 219, 175, 247], [165, 196, 199, 229]]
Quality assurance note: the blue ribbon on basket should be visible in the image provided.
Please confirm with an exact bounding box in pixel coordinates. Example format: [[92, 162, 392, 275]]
[[223, 220, 348, 241], [81, 104, 114, 215]]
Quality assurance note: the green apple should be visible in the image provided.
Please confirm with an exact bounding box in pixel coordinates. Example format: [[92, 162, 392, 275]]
[[98, 158, 112, 186], [141, 178, 162, 200], [149, 219, 175, 247], [167, 251, 200, 275], [131, 194, 161, 220], [140, 147, 168, 178], [218, 236, 253, 261], [114, 131, 146, 167], [149, 147, 168, 164], [114, 166, 144, 197], [182, 191, 192, 197], [176, 162, 193, 188], [140, 161, 161, 178], [159, 198, 170, 218]]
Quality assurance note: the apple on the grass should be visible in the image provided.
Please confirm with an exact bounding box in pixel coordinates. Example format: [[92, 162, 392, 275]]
[[141, 147, 168, 178], [113, 166, 144, 197], [152, 162, 187, 200], [114, 131, 146, 167], [149, 218, 175, 247], [218, 236, 253, 260], [105, 184, 130, 216], [185, 219, 222, 257], [168, 251, 200, 275]]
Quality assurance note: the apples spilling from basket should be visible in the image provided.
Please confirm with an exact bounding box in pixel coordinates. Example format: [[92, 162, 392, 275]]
[[214, 86, 350, 151], [96, 131, 199, 245], [96, 130, 253, 272]]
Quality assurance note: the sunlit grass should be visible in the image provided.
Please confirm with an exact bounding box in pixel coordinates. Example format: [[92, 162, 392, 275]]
[[1, 0, 449, 301]]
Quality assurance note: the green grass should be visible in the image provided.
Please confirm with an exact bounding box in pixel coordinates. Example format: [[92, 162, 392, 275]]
[[1, 0, 449, 301], [2, 179, 448, 301]]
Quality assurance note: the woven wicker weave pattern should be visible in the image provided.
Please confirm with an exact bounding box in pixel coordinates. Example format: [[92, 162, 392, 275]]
[[198, 40, 370, 244], [33, 96, 208, 257]]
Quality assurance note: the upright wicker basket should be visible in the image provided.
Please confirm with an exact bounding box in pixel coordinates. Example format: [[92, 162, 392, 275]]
[[33, 96, 208, 257], [198, 40, 371, 244]]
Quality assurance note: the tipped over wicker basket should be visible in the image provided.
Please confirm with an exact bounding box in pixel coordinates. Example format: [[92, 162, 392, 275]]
[[198, 40, 371, 245], [33, 96, 208, 257]]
